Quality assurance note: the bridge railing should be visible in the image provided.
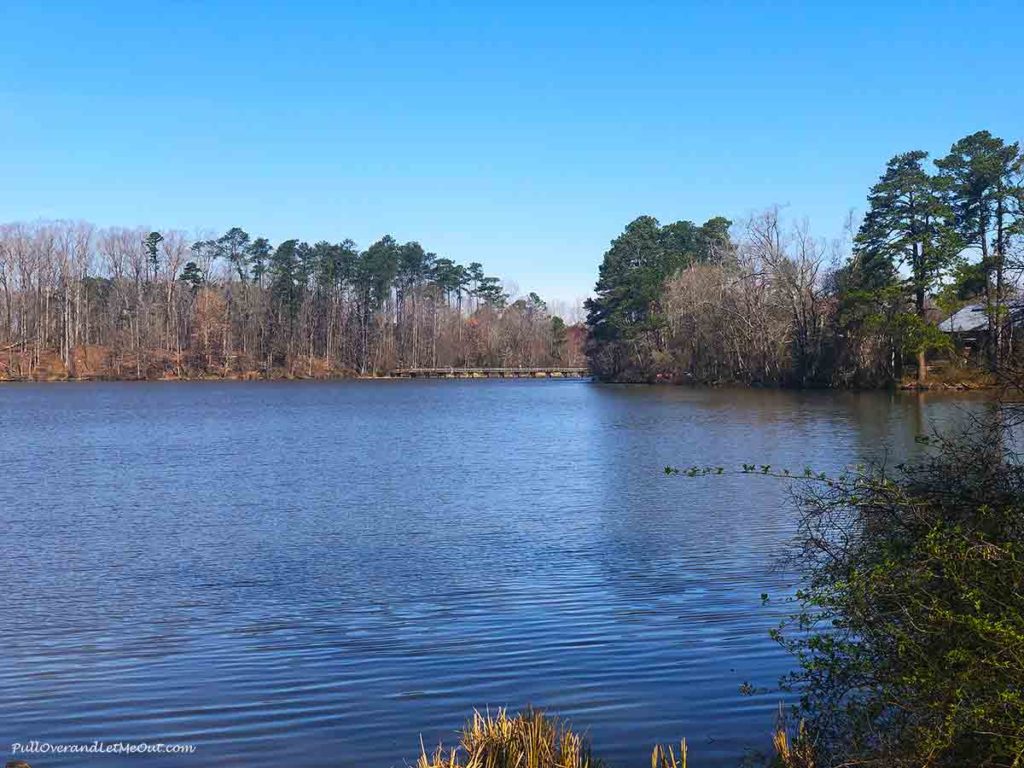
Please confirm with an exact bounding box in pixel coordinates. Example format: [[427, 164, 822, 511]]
[[390, 366, 589, 377]]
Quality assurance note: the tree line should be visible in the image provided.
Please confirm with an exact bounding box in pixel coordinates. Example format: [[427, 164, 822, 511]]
[[586, 130, 1024, 386], [0, 223, 583, 379]]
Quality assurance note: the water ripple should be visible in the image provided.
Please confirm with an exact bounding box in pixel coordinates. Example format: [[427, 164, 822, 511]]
[[0, 382, 986, 767]]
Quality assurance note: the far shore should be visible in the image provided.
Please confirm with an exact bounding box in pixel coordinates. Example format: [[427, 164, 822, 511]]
[[0, 369, 997, 392]]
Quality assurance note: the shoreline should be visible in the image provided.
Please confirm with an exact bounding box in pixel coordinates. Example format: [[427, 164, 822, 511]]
[[0, 372, 995, 392], [0, 371, 591, 384]]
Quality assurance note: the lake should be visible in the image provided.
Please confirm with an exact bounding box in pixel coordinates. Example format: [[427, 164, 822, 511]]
[[0, 381, 989, 767]]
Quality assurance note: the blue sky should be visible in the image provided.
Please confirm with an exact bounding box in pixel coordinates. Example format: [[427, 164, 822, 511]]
[[2, 1, 1022, 304]]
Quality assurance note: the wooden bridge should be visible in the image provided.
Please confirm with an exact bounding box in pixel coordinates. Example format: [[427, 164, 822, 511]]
[[390, 366, 590, 379]]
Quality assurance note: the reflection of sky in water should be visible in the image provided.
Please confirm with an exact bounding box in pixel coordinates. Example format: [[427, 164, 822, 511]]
[[0, 382, 996, 768]]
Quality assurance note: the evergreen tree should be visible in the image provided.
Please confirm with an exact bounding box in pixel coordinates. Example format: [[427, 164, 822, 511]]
[[247, 237, 272, 287], [180, 261, 204, 292], [476, 276, 507, 308], [853, 151, 958, 383], [352, 236, 400, 373], [398, 241, 432, 290], [936, 132, 1024, 366], [361, 236, 400, 306], [295, 241, 318, 289], [466, 261, 485, 307], [143, 231, 163, 277], [550, 315, 568, 362], [217, 227, 251, 282], [585, 215, 731, 380], [525, 292, 546, 317], [269, 239, 301, 322], [430, 257, 462, 304]]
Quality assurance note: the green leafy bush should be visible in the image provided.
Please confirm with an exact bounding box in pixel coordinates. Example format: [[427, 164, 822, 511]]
[[777, 413, 1024, 766]]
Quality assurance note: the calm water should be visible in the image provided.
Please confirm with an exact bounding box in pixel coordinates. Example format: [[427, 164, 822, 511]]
[[0, 382, 989, 767]]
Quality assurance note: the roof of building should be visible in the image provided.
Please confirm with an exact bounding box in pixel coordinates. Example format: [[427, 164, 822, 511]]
[[940, 301, 1024, 333]]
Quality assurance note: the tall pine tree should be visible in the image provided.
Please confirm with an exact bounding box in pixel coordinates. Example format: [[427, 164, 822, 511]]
[[853, 151, 957, 383], [936, 132, 1024, 366]]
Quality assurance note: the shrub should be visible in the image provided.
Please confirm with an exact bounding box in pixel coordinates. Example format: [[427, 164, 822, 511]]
[[777, 412, 1024, 766]]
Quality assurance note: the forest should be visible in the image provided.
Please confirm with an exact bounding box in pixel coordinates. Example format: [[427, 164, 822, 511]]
[[5, 129, 1020, 387], [586, 130, 1024, 387], [0, 225, 583, 380]]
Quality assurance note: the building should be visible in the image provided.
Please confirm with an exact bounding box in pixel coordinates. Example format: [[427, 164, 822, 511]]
[[939, 300, 1024, 361], [940, 301, 1024, 337]]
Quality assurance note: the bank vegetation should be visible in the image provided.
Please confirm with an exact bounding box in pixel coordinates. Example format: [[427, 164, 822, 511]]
[[0, 224, 583, 381], [586, 130, 1024, 388]]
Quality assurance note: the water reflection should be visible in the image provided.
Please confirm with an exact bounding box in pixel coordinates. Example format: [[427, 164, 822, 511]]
[[0, 382, 995, 768]]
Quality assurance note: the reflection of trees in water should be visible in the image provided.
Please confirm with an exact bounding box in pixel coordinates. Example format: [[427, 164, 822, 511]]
[[843, 391, 997, 467], [584, 388, 997, 604], [586, 388, 830, 604]]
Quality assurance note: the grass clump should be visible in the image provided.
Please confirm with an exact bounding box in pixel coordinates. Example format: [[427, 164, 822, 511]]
[[417, 708, 597, 768], [770, 709, 815, 768], [650, 740, 688, 768]]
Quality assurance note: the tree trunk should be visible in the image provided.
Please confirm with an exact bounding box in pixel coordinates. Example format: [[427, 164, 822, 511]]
[[995, 198, 1006, 367]]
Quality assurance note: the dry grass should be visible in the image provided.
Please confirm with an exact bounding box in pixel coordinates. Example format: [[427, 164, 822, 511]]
[[417, 708, 596, 768], [650, 740, 687, 768], [417, 708, 814, 768], [771, 709, 816, 768]]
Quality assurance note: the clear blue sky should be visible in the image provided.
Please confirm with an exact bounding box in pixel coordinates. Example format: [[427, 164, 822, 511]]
[[2, 1, 1022, 303]]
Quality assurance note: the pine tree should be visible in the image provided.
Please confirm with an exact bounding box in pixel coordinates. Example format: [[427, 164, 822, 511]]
[[143, 231, 163, 278], [585, 215, 731, 380], [247, 237, 272, 287], [217, 227, 251, 282], [854, 151, 958, 383], [180, 261, 204, 292], [936, 132, 1024, 366]]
